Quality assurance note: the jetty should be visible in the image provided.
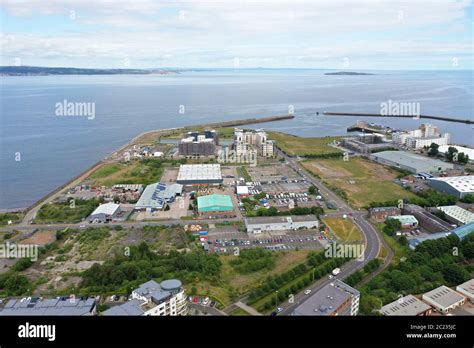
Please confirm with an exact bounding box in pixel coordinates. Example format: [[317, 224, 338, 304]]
[[323, 111, 473, 125]]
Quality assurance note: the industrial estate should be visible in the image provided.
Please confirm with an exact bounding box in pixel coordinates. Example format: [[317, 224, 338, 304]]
[[0, 117, 473, 318]]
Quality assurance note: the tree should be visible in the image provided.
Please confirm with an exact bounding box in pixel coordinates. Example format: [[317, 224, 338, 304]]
[[446, 146, 458, 162], [442, 264, 470, 284], [308, 186, 317, 195], [427, 143, 439, 157]]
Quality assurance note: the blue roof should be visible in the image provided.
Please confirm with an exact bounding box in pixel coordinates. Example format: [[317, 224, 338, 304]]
[[451, 221, 474, 240]]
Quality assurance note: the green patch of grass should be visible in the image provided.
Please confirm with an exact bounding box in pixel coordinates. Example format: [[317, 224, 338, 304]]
[[323, 217, 363, 243], [0, 212, 23, 226], [90, 164, 122, 179], [269, 132, 342, 156], [34, 199, 99, 223], [230, 308, 250, 316], [236, 166, 252, 182]]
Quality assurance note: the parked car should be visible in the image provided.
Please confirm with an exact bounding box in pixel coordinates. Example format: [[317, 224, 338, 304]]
[[277, 307, 283, 313], [304, 289, 312, 295]]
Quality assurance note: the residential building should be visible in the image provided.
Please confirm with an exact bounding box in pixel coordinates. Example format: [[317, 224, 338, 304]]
[[392, 124, 450, 149], [368, 206, 401, 222], [388, 215, 418, 229], [437, 205, 474, 225], [422, 285, 466, 314], [176, 164, 223, 185], [456, 279, 474, 303], [0, 297, 96, 316], [179, 130, 218, 156], [134, 182, 183, 212], [292, 280, 360, 316], [245, 215, 318, 233], [233, 128, 275, 157], [89, 202, 121, 223], [428, 176, 474, 199], [103, 279, 187, 316], [380, 295, 432, 316], [197, 194, 234, 215], [371, 150, 453, 174]]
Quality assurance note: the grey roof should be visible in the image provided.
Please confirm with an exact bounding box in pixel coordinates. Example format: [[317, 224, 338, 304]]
[[293, 280, 359, 316], [160, 279, 182, 291], [0, 297, 96, 316], [372, 151, 453, 171], [457, 279, 474, 297], [102, 299, 144, 316], [135, 280, 172, 303], [380, 295, 431, 316], [135, 182, 182, 210], [422, 285, 465, 309], [245, 215, 318, 225], [177, 164, 222, 182]]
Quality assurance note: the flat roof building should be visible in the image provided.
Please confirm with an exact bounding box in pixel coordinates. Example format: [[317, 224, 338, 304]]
[[428, 176, 474, 199], [437, 205, 474, 225], [197, 194, 234, 214], [135, 182, 183, 211], [422, 285, 466, 314], [176, 164, 223, 185], [438, 145, 474, 163], [380, 295, 432, 316], [456, 279, 474, 303], [292, 280, 360, 316], [371, 151, 453, 174], [245, 215, 319, 233], [0, 297, 96, 316]]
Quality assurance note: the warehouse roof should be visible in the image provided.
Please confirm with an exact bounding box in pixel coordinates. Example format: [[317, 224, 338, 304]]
[[380, 295, 431, 316], [451, 221, 474, 240], [177, 164, 222, 182], [197, 194, 233, 212], [245, 215, 318, 225], [91, 202, 120, 216], [456, 279, 474, 299], [0, 297, 96, 316], [135, 182, 182, 210], [437, 205, 474, 224], [422, 285, 465, 309], [408, 232, 451, 250], [236, 186, 249, 195], [293, 280, 359, 316], [372, 151, 453, 171], [428, 176, 474, 193], [438, 145, 474, 162]]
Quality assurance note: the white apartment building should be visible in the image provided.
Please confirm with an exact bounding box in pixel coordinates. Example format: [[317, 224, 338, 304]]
[[392, 124, 450, 149], [234, 128, 275, 157], [103, 279, 187, 316]]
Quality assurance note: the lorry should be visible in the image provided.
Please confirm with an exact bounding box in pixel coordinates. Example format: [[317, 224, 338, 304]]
[[332, 268, 341, 276]]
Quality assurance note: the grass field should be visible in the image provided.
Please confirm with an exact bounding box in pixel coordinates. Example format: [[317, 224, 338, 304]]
[[229, 308, 251, 316], [302, 157, 417, 208], [373, 222, 410, 265], [88, 160, 164, 186], [268, 132, 342, 156], [0, 212, 23, 226], [323, 217, 363, 243], [189, 250, 311, 306]]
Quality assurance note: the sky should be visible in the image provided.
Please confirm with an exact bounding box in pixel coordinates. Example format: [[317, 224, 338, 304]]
[[0, 0, 473, 70]]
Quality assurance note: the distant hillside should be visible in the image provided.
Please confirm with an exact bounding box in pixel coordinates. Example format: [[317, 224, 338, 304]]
[[325, 71, 375, 76], [0, 66, 179, 76]]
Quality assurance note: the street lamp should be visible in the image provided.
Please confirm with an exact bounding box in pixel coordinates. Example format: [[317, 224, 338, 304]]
[[275, 290, 279, 308]]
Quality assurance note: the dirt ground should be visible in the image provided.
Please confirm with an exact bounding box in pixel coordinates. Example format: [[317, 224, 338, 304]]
[[19, 230, 56, 246]]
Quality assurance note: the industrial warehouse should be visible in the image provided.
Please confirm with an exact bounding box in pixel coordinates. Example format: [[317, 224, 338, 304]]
[[197, 194, 234, 215], [135, 182, 183, 211], [245, 215, 319, 233], [176, 164, 223, 185], [428, 176, 474, 199], [371, 150, 453, 174]]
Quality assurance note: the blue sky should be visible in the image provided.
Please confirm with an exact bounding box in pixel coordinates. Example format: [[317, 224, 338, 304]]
[[1, 0, 473, 70]]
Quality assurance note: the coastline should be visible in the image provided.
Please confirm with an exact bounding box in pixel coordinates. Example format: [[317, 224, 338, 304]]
[[5, 114, 293, 216]]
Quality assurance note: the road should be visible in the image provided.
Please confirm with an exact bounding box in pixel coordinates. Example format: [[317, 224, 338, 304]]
[[275, 148, 387, 315]]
